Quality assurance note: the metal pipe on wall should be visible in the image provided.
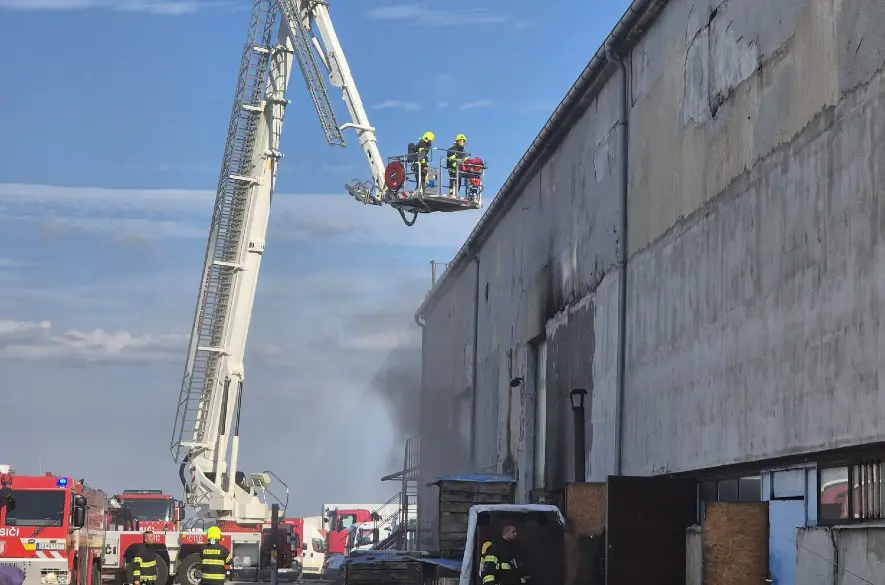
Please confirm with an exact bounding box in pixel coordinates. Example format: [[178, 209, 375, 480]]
[[605, 42, 629, 477], [469, 252, 480, 469]]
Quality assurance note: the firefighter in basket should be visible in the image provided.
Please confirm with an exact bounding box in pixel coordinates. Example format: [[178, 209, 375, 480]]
[[446, 134, 468, 196], [200, 526, 232, 585], [408, 131, 434, 191]]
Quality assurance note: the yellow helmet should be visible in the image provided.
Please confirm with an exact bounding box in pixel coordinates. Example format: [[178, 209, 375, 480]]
[[422, 131, 435, 142], [207, 526, 222, 541], [455, 134, 467, 142]]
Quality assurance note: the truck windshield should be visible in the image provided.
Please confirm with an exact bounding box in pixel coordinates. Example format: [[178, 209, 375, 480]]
[[119, 498, 172, 521], [336, 514, 356, 531], [4, 490, 65, 526], [356, 529, 373, 547]]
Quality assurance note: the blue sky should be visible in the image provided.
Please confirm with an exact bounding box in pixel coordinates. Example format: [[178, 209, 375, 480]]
[[0, 0, 630, 514]]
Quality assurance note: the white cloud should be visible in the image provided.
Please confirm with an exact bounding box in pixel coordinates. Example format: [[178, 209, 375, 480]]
[[373, 100, 422, 111], [0, 319, 186, 362], [0, 182, 480, 248], [437, 101, 449, 110], [366, 4, 515, 27], [460, 100, 495, 111], [0, 258, 30, 269], [0, 0, 230, 13]]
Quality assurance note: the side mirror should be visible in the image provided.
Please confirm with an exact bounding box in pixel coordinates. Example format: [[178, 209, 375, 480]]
[[72, 506, 86, 529], [73, 495, 87, 508], [301, 542, 307, 551], [175, 502, 185, 522], [0, 486, 13, 511]]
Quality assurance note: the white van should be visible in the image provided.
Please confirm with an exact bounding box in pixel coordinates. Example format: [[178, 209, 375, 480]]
[[300, 515, 327, 578]]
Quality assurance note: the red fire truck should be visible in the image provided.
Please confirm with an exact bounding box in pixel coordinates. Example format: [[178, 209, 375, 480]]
[[280, 518, 303, 559], [102, 516, 239, 585], [102, 491, 302, 585], [0, 465, 107, 585]]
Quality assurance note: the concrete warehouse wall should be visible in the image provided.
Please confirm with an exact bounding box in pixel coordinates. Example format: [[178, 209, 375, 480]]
[[795, 527, 885, 585], [415, 0, 885, 513]]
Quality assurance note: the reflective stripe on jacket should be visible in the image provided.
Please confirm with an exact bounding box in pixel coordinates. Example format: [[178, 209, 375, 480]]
[[200, 543, 232, 583], [131, 545, 159, 582]]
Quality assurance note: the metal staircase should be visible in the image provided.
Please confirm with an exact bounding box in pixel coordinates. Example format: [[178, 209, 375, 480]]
[[170, 0, 279, 464]]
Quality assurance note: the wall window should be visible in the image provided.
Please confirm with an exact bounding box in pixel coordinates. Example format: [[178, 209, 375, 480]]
[[698, 474, 762, 521], [739, 476, 762, 502], [819, 460, 885, 523]]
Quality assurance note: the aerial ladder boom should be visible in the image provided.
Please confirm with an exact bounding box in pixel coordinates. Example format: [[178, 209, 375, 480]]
[[170, 0, 292, 523], [169, 0, 481, 525]]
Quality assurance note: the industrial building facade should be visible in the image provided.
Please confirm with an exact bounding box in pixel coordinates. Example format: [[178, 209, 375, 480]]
[[412, 0, 885, 582]]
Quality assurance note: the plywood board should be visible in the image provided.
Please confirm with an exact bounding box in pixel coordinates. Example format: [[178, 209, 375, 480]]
[[563, 482, 606, 585], [702, 502, 768, 585]]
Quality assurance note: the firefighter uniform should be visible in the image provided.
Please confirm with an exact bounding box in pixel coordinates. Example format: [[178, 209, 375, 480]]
[[446, 134, 467, 194], [479, 539, 530, 585], [410, 132, 434, 188], [200, 527, 232, 585], [129, 543, 159, 584]]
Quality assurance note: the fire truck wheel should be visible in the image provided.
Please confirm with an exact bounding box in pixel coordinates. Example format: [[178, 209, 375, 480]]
[[114, 567, 127, 585], [175, 553, 201, 585], [155, 558, 169, 585]]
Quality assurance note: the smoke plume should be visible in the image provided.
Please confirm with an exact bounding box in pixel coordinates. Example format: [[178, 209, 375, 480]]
[[370, 338, 422, 469]]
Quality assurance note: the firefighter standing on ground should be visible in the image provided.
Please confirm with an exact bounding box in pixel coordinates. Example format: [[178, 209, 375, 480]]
[[128, 529, 160, 585], [479, 524, 531, 585], [200, 526, 232, 585], [446, 134, 468, 195]]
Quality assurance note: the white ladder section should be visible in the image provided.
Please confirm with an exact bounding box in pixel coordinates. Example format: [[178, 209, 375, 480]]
[[169, 0, 294, 523]]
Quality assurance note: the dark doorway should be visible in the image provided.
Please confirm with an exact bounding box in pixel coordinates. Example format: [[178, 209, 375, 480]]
[[606, 475, 696, 585]]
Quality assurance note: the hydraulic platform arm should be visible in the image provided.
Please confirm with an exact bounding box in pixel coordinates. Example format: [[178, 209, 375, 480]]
[[282, 1, 486, 226], [277, 0, 387, 201], [169, 0, 292, 524]]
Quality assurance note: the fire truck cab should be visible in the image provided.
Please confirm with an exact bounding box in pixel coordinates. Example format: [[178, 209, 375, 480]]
[[322, 507, 377, 556], [0, 465, 107, 585], [111, 491, 182, 532]]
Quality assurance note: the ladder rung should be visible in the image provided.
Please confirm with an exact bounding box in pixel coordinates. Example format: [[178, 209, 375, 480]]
[[229, 174, 260, 184], [197, 346, 227, 354], [212, 260, 243, 269]]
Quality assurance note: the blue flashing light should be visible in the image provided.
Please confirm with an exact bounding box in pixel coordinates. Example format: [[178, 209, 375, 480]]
[[56, 477, 69, 488]]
